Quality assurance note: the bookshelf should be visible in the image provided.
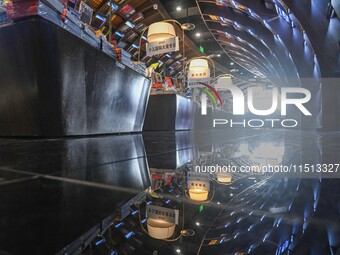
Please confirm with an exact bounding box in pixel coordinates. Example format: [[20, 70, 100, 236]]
[[69, 0, 184, 82]]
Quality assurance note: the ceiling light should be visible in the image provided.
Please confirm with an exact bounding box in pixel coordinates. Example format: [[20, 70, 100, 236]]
[[196, 222, 200, 226], [147, 22, 176, 42], [176, 6, 181, 11], [181, 23, 195, 31], [254, 76, 257, 78], [196, 32, 201, 37], [230, 62, 234, 65], [217, 201, 221, 205], [189, 59, 209, 73], [217, 54, 221, 57], [176, 249, 181, 253]]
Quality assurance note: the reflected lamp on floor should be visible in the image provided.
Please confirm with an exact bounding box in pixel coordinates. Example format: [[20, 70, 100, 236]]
[[187, 172, 211, 202], [147, 218, 176, 239], [216, 172, 233, 184], [146, 204, 179, 240]]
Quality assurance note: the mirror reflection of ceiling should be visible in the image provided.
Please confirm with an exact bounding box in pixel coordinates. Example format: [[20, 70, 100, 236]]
[[84, 130, 340, 255]]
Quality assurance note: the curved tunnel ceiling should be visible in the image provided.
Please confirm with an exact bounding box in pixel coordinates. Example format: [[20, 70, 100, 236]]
[[196, 0, 311, 85], [163, 0, 340, 82]]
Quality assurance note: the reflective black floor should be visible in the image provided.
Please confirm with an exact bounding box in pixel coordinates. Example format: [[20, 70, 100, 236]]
[[0, 129, 340, 255]]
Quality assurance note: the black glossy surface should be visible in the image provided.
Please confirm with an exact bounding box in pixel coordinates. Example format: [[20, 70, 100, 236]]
[[0, 129, 340, 255], [143, 94, 197, 131], [0, 178, 131, 255], [144, 131, 198, 169], [0, 17, 150, 136], [0, 134, 151, 255]]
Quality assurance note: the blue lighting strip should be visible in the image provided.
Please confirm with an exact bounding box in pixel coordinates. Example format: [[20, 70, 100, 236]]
[[115, 31, 124, 37], [107, 2, 118, 10], [115, 222, 124, 229], [125, 21, 135, 29], [125, 231, 135, 239], [95, 15, 106, 22], [95, 238, 106, 246]]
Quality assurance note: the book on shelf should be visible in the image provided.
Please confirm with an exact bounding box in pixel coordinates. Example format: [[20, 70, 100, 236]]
[[127, 45, 138, 53], [79, 1, 93, 25], [130, 12, 144, 23], [120, 4, 135, 18], [165, 59, 173, 65], [117, 41, 127, 48], [174, 53, 182, 60], [133, 62, 146, 76], [135, 23, 146, 33], [141, 55, 151, 63], [119, 24, 130, 33], [68, 0, 78, 10], [102, 3, 118, 16], [126, 31, 137, 41], [113, 0, 125, 4]]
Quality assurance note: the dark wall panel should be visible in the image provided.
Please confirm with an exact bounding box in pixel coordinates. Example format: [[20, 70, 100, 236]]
[[0, 17, 150, 136], [143, 94, 197, 131]]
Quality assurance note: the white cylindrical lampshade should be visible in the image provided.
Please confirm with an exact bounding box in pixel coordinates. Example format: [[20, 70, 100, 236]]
[[189, 188, 209, 201], [147, 22, 176, 43], [216, 76, 233, 86], [217, 173, 233, 183], [189, 59, 209, 73], [147, 218, 176, 239]]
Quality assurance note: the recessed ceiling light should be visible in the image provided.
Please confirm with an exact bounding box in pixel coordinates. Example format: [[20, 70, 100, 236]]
[[230, 62, 234, 65], [176, 249, 181, 253], [181, 23, 195, 31], [217, 54, 221, 57], [254, 76, 257, 78], [176, 6, 181, 11], [196, 32, 201, 37], [240, 72, 243, 75], [196, 222, 200, 226]]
